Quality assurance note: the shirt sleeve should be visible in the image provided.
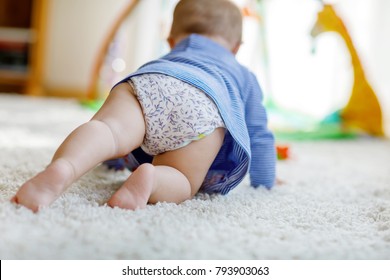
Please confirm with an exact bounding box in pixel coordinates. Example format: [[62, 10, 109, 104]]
[[243, 72, 276, 189]]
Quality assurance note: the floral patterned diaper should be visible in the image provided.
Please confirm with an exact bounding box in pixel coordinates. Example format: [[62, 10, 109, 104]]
[[129, 73, 225, 155]]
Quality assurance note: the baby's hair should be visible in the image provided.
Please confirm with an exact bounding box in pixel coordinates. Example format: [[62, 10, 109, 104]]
[[170, 0, 243, 49]]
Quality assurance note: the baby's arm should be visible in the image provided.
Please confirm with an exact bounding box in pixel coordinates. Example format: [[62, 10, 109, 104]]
[[243, 73, 276, 188]]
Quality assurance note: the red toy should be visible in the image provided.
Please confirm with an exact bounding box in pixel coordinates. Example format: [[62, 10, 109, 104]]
[[276, 145, 289, 160]]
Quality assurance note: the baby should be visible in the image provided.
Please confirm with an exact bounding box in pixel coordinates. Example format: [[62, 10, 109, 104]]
[[12, 0, 276, 212]]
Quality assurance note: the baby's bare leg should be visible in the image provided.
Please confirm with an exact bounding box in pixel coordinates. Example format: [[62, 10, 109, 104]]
[[108, 128, 225, 210], [12, 83, 145, 211]]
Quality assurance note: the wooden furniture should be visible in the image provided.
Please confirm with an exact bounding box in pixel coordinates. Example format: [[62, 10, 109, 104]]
[[0, 0, 48, 94]]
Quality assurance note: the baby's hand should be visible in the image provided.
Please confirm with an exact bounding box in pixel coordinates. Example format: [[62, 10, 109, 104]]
[[275, 178, 285, 186]]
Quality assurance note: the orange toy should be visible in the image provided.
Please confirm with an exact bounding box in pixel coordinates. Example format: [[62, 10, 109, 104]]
[[276, 145, 289, 160]]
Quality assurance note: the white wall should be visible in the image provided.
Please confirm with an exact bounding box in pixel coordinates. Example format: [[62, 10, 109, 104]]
[[43, 0, 129, 93]]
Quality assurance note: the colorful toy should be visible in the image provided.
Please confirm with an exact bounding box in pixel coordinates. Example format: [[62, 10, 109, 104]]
[[276, 144, 289, 160], [311, 1, 384, 136]]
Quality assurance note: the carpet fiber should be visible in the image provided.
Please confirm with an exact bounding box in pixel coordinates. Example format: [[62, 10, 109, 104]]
[[1, 94, 390, 259]]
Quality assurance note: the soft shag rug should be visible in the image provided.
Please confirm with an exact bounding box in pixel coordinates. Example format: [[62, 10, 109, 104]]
[[0, 94, 389, 260]]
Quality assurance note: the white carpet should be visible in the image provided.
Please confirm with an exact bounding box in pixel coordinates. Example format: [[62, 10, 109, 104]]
[[0, 94, 389, 260]]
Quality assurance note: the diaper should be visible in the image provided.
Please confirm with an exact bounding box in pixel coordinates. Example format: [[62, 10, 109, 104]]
[[129, 73, 225, 155]]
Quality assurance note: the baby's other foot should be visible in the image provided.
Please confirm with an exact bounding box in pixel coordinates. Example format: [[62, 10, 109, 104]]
[[108, 163, 155, 210]]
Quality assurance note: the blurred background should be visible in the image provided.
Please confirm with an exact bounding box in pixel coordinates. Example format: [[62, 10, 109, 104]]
[[0, 0, 389, 135]]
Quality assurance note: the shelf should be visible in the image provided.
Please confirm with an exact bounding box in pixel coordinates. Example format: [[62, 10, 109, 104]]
[[0, 28, 30, 91], [0, 69, 29, 84], [0, 68, 29, 92], [0, 27, 34, 43], [0, 0, 47, 95]]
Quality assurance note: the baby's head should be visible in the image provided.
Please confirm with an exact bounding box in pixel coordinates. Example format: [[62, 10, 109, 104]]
[[169, 0, 243, 54]]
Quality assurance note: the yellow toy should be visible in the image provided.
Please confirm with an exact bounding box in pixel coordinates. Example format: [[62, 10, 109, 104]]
[[311, 2, 384, 136]]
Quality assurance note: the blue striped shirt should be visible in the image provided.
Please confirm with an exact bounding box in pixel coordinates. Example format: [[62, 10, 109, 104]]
[[115, 34, 276, 194]]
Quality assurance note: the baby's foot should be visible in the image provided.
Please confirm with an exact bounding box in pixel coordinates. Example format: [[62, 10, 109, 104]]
[[12, 159, 74, 212], [108, 163, 155, 210]]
